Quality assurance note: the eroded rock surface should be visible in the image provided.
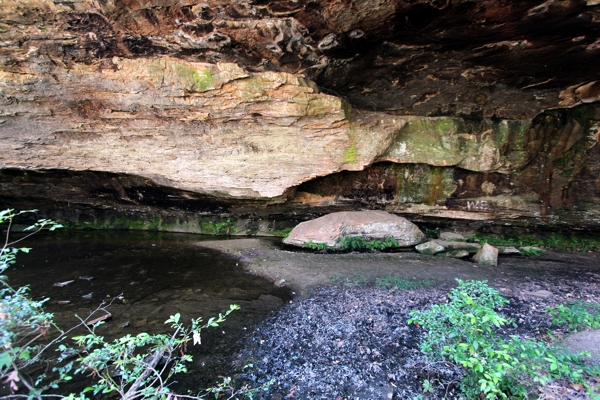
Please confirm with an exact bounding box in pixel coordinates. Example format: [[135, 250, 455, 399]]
[[1, 0, 600, 230]]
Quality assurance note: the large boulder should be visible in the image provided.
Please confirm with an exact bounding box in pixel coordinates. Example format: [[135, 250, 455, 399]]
[[559, 329, 600, 362], [283, 211, 425, 249]]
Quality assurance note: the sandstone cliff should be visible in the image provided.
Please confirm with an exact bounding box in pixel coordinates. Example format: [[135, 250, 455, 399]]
[[1, 0, 599, 232]]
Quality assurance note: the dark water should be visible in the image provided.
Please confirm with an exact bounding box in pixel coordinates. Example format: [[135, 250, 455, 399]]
[[5, 230, 291, 393]]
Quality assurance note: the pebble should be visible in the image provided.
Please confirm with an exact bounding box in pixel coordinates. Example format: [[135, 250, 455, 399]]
[[522, 289, 553, 299]]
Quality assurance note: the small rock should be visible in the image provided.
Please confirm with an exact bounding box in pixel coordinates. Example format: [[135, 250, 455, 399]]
[[81, 292, 93, 299], [433, 239, 481, 253], [54, 280, 75, 287], [497, 246, 521, 255], [415, 240, 445, 255], [522, 290, 553, 299], [559, 328, 600, 361], [436, 249, 470, 258], [472, 243, 498, 266], [379, 386, 394, 400], [275, 279, 287, 287], [439, 231, 465, 241]]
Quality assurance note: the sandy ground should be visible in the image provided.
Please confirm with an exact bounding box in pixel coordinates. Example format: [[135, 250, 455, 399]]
[[191, 238, 600, 399], [196, 238, 600, 297]]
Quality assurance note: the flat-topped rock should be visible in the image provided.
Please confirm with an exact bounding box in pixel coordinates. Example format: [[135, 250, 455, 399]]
[[415, 241, 446, 255], [433, 240, 481, 253], [436, 250, 471, 259], [283, 211, 425, 249], [439, 232, 466, 241]]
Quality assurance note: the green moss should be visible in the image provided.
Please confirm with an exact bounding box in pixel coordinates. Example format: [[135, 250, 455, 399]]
[[240, 76, 272, 101], [306, 98, 329, 117], [344, 143, 358, 163], [173, 63, 214, 92], [433, 118, 458, 135], [343, 126, 358, 163], [395, 164, 454, 205]]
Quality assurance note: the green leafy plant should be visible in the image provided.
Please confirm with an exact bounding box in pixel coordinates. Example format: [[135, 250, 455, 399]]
[[270, 228, 293, 239], [56, 306, 239, 399], [423, 228, 440, 239], [303, 236, 399, 252], [547, 301, 600, 332], [214, 218, 236, 235], [1, 209, 63, 393], [303, 241, 329, 251], [409, 280, 598, 399], [201, 218, 236, 235], [338, 236, 399, 252]]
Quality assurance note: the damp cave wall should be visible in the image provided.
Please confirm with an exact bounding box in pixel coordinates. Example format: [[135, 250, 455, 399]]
[[1, 0, 600, 234]]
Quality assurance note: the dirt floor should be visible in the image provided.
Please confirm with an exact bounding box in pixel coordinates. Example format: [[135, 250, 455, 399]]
[[190, 239, 600, 399]]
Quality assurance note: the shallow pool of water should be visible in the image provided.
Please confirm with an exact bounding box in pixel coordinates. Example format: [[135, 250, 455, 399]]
[[6, 229, 291, 392]]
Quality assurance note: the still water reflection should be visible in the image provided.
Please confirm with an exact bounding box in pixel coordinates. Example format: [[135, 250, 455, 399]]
[[7, 230, 290, 391]]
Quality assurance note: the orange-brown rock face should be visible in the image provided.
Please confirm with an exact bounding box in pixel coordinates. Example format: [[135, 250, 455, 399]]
[[1, 0, 599, 231]]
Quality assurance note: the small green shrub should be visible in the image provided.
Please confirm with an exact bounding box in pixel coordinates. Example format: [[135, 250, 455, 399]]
[[303, 241, 329, 251], [338, 236, 399, 252], [56, 306, 239, 399], [409, 279, 598, 399], [547, 301, 600, 331], [201, 218, 236, 235], [214, 218, 236, 235], [375, 276, 433, 290], [303, 236, 399, 252]]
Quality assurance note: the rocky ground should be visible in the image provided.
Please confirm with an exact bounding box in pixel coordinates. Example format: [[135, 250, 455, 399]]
[[183, 239, 600, 399]]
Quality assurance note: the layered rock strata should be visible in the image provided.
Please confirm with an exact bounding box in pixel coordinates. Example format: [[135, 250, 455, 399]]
[[1, 0, 600, 231]]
